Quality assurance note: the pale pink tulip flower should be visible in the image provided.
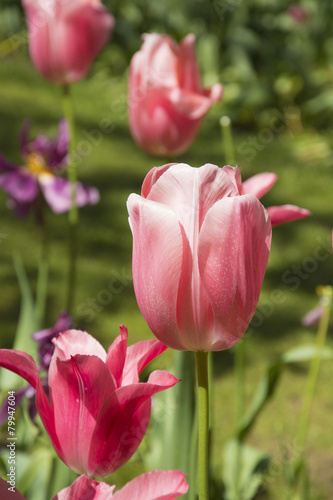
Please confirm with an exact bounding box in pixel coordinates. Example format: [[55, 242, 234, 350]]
[[22, 0, 115, 84], [128, 34, 223, 157], [0, 471, 188, 500], [0, 327, 178, 476], [241, 171, 311, 226], [127, 163, 272, 352]]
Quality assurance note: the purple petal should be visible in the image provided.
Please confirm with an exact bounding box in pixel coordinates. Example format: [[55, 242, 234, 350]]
[[0, 170, 38, 203], [301, 305, 325, 328], [0, 153, 19, 172], [39, 176, 100, 214]]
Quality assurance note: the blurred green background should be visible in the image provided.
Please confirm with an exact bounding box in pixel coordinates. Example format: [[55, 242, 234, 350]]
[[0, 0, 333, 499]]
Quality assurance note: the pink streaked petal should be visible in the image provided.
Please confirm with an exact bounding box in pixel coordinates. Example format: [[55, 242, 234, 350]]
[[141, 34, 180, 89], [122, 339, 168, 386], [242, 172, 278, 199], [141, 163, 177, 199], [106, 325, 128, 387], [51, 355, 117, 474], [112, 470, 189, 500], [127, 194, 186, 350], [267, 204, 311, 227], [52, 474, 115, 500], [49, 330, 106, 387], [198, 195, 272, 351], [0, 350, 40, 388], [163, 87, 217, 120], [179, 34, 201, 92], [89, 372, 179, 475]]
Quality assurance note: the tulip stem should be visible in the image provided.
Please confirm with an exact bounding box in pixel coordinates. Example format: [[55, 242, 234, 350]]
[[62, 84, 78, 314], [220, 115, 235, 165], [195, 351, 209, 500], [295, 286, 332, 461]]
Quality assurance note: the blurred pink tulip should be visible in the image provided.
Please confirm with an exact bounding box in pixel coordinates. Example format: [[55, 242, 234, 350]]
[[0, 327, 178, 476], [0, 470, 188, 500], [128, 33, 223, 157], [127, 163, 272, 352], [22, 0, 115, 84], [241, 172, 311, 226]]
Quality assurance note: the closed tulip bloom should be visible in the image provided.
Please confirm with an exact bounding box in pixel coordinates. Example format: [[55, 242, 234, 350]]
[[0, 327, 178, 476], [128, 34, 223, 157], [22, 0, 115, 84], [127, 163, 272, 352]]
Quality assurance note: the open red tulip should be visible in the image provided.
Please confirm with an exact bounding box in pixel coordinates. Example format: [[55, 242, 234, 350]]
[[0, 327, 178, 476]]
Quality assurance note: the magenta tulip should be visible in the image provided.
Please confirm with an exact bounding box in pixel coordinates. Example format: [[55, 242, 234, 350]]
[[127, 163, 272, 352], [0, 327, 178, 476], [241, 171, 311, 226], [22, 0, 115, 84], [128, 34, 223, 157]]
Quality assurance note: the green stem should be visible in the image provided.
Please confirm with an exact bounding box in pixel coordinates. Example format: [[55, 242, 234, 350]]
[[220, 115, 235, 165], [196, 351, 209, 500], [188, 392, 199, 500], [296, 287, 332, 454], [36, 209, 49, 328], [62, 84, 78, 314]]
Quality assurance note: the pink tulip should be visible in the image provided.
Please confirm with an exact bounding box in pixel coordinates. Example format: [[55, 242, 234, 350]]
[[127, 163, 272, 352], [241, 171, 311, 226], [22, 0, 115, 84], [54, 471, 188, 500], [128, 34, 223, 157], [0, 327, 178, 476], [0, 471, 188, 500]]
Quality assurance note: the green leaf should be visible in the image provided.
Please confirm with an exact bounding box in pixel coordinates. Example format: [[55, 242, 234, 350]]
[[223, 439, 270, 500], [282, 344, 333, 364], [237, 361, 283, 441]]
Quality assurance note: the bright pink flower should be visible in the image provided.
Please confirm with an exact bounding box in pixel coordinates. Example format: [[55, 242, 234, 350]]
[[22, 0, 115, 84], [0, 327, 178, 476], [0, 471, 188, 500], [53, 471, 188, 500], [127, 163, 272, 352], [128, 34, 223, 157], [241, 171, 311, 226]]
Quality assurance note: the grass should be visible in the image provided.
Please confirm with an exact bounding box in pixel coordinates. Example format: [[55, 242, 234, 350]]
[[0, 51, 333, 499]]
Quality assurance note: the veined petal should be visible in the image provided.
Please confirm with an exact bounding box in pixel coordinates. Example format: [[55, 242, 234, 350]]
[[39, 176, 100, 213], [198, 195, 272, 351], [51, 355, 117, 474], [52, 474, 115, 500], [112, 470, 188, 500], [88, 371, 179, 475], [242, 172, 278, 199], [122, 339, 168, 385], [127, 194, 186, 350], [267, 204, 311, 227]]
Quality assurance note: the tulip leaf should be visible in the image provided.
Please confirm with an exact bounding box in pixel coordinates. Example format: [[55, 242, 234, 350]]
[[0, 255, 38, 388], [282, 344, 333, 363], [237, 361, 283, 441], [223, 439, 270, 500]]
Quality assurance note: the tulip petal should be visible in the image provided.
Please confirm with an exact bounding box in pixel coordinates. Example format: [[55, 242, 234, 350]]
[[242, 172, 278, 199], [127, 194, 186, 350], [141, 163, 177, 199], [198, 195, 272, 351], [179, 34, 201, 92], [39, 176, 100, 213], [112, 470, 189, 500], [89, 371, 179, 475], [106, 325, 128, 387], [0, 477, 26, 500], [267, 204, 311, 227], [51, 355, 117, 474], [52, 474, 115, 500], [122, 338, 168, 385]]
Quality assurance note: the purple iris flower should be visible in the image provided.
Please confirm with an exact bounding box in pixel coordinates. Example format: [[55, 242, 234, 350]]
[[0, 120, 99, 218], [0, 311, 72, 426]]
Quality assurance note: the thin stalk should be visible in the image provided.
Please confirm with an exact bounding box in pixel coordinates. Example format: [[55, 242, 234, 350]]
[[195, 351, 209, 500], [296, 287, 332, 454], [62, 84, 78, 314], [188, 388, 199, 500], [220, 115, 235, 165]]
